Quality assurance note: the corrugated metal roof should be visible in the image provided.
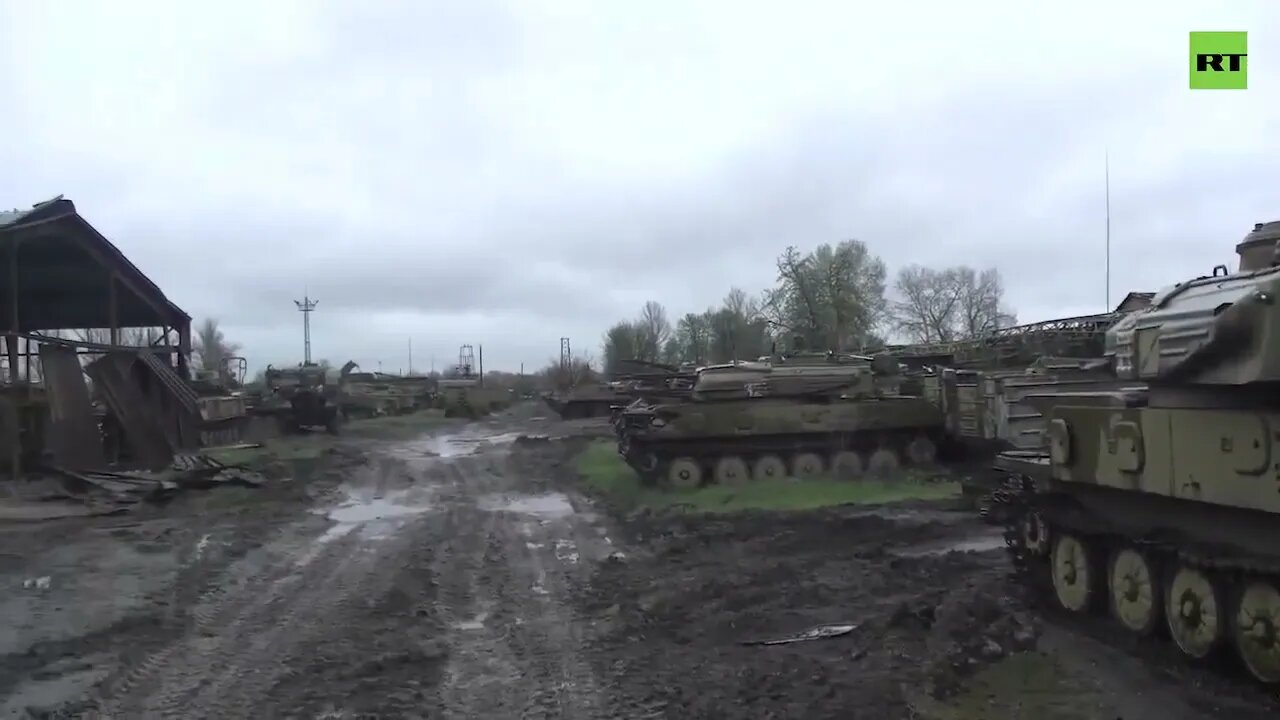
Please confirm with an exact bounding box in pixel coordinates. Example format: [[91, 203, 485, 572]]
[[0, 195, 192, 329], [0, 195, 65, 228]]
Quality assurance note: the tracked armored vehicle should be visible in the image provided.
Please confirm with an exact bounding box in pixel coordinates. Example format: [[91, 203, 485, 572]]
[[994, 220, 1280, 685], [258, 363, 342, 434], [617, 352, 945, 487], [544, 382, 632, 419]]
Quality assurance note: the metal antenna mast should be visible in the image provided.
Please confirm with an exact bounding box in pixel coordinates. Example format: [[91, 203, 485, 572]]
[[294, 295, 318, 364], [1105, 150, 1112, 312]]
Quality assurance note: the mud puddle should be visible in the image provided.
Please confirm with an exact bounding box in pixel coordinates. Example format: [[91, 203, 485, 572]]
[[477, 491, 576, 518], [394, 429, 527, 458], [891, 528, 1006, 558], [316, 487, 434, 542]]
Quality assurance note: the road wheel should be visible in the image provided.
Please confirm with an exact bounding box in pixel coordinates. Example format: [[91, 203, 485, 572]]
[[752, 454, 787, 482], [1020, 512, 1051, 557], [830, 451, 864, 480], [1050, 533, 1097, 613], [1166, 564, 1226, 660], [867, 448, 900, 477], [713, 456, 751, 486], [1108, 547, 1161, 635], [1232, 578, 1280, 684], [906, 435, 937, 466], [791, 452, 824, 480], [666, 457, 703, 490]]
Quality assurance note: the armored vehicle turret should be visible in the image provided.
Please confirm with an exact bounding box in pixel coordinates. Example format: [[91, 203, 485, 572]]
[[995, 219, 1280, 685]]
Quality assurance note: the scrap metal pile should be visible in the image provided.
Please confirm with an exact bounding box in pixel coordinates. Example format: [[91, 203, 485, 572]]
[[49, 452, 266, 514]]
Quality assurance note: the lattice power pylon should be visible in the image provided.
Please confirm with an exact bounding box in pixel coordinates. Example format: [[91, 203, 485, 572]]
[[293, 295, 318, 364]]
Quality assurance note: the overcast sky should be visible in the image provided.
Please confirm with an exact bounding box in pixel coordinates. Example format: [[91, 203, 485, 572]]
[[2, 1, 1277, 373]]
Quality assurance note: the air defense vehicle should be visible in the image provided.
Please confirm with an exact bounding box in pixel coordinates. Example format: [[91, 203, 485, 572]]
[[993, 220, 1280, 684], [616, 351, 945, 488]]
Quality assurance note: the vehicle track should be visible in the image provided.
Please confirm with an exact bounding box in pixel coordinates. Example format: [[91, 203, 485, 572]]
[[87, 426, 610, 719], [433, 450, 608, 719]]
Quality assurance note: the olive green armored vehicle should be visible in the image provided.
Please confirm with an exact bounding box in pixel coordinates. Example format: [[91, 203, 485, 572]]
[[257, 363, 343, 434], [543, 382, 633, 419], [993, 220, 1280, 685], [617, 352, 945, 487]]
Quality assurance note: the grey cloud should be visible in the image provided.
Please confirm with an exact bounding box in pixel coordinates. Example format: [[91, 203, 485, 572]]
[[3, 1, 1279, 371]]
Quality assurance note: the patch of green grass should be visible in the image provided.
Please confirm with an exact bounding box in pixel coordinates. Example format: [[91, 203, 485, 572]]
[[573, 439, 960, 513], [342, 409, 452, 440], [575, 438, 663, 506]]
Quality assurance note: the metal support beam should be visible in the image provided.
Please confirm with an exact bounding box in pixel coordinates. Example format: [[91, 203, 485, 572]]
[[108, 272, 120, 345]]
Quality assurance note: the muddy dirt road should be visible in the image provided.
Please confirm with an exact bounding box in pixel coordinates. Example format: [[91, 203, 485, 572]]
[[61, 423, 621, 719], [1, 406, 1278, 719]]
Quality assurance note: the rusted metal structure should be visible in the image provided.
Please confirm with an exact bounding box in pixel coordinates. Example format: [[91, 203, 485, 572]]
[[884, 312, 1120, 370], [0, 196, 192, 374], [0, 196, 193, 477]]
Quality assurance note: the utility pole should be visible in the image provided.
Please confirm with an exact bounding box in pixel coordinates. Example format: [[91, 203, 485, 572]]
[[408, 337, 413, 375], [293, 294, 318, 364]]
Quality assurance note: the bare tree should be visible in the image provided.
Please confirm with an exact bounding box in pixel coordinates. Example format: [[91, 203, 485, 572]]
[[635, 300, 672, 361], [540, 354, 597, 390], [119, 327, 164, 346], [954, 267, 1016, 337], [193, 318, 242, 381], [890, 265, 963, 344], [890, 265, 1015, 343]]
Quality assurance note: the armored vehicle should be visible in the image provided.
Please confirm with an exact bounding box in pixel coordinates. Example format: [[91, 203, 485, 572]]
[[994, 220, 1280, 684], [258, 363, 342, 434], [544, 382, 632, 419], [617, 352, 945, 488]]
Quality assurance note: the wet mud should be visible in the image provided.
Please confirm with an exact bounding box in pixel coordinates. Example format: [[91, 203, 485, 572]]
[[0, 405, 1276, 718]]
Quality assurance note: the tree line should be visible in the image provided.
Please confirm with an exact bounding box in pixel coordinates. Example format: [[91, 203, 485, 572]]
[[597, 239, 1018, 376]]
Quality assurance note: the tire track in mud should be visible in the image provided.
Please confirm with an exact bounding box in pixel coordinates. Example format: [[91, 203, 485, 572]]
[[432, 450, 608, 720], [91, 455, 429, 719], [88, 428, 612, 719]]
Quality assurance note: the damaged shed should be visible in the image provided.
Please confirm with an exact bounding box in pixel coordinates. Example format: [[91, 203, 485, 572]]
[[0, 196, 195, 477]]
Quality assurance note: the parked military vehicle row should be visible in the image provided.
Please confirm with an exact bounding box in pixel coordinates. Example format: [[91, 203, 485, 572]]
[[555, 222, 1280, 688]]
